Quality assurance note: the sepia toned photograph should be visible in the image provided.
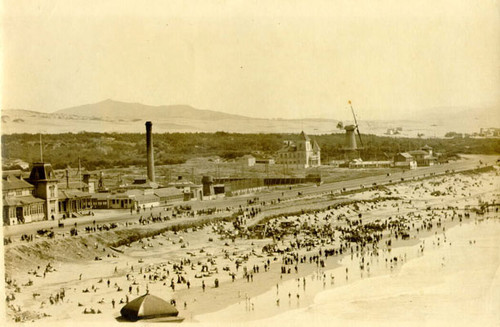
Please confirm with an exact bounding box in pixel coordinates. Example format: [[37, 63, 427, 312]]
[[1, 1, 499, 326]]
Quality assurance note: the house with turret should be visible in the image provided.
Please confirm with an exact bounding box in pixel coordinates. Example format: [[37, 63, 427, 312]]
[[276, 131, 321, 168]]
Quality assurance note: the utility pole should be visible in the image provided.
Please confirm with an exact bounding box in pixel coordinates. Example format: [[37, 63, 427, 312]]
[[78, 157, 82, 182], [39, 133, 43, 162]]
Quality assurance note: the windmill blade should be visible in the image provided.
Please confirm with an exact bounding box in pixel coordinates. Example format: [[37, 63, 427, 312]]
[[348, 100, 360, 128], [356, 126, 364, 148]]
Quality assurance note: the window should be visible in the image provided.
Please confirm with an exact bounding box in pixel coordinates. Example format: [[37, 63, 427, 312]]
[[16, 190, 22, 196]]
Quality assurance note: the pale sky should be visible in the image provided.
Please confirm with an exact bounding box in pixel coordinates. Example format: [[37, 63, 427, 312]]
[[1, 0, 499, 120]]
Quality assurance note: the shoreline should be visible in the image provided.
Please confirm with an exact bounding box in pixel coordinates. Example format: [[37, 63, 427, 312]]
[[2, 169, 499, 324], [255, 217, 500, 327], [193, 212, 498, 323]]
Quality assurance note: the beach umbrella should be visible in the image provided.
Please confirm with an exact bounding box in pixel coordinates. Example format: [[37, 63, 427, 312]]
[[120, 294, 179, 321]]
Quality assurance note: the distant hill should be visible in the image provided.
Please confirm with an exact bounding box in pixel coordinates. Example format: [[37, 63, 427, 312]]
[[1, 99, 497, 137], [2, 99, 343, 135], [56, 99, 252, 121]]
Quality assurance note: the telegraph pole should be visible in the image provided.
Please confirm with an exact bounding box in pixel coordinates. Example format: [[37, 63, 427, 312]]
[[39, 133, 43, 162]]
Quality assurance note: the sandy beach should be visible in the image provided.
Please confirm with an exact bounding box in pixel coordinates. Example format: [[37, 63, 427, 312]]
[[3, 169, 499, 326], [197, 218, 500, 327]]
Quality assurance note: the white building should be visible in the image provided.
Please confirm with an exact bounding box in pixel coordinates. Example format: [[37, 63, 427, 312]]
[[276, 131, 321, 168], [238, 155, 256, 167]]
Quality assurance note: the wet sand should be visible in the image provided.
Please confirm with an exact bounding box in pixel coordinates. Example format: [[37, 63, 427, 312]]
[[251, 218, 500, 327]]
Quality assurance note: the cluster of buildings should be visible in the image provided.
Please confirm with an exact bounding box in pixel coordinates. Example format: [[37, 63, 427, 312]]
[[393, 145, 437, 169], [385, 127, 403, 135], [2, 121, 210, 226], [2, 162, 186, 226], [2, 120, 441, 226], [477, 128, 500, 138], [233, 131, 320, 169]]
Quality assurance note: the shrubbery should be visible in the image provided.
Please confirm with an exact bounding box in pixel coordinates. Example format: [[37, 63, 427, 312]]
[[2, 132, 499, 170]]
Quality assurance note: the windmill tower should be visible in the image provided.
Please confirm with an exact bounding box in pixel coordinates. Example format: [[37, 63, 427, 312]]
[[343, 101, 364, 161]]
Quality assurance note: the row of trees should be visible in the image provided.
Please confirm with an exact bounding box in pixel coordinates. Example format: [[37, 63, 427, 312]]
[[2, 132, 499, 171]]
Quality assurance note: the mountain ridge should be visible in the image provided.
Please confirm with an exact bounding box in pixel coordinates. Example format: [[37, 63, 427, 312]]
[[55, 99, 258, 121], [2, 99, 497, 136]]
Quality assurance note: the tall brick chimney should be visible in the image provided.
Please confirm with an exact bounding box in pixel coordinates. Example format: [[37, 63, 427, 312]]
[[145, 121, 155, 182]]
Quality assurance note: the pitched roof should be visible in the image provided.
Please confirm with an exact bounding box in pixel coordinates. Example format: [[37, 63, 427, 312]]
[[126, 189, 144, 196], [2, 170, 23, 179], [408, 150, 428, 155], [91, 193, 111, 200], [58, 181, 89, 190], [2, 175, 34, 191], [154, 187, 183, 197], [313, 140, 321, 150], [398, 152, 414, 159], [277, 143, 297, 153], [58, 189, 92, 200], [28, 163, 57, 181], [135, 194, 160, 203], [300, 131, 310, 141], [3, 195, 44, 206]]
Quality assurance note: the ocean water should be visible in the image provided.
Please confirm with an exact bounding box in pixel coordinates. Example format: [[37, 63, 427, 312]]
[[196, 218, 500, 327]]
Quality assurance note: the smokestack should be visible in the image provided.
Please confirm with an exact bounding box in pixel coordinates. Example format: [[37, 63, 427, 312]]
[[66, 168, 69, 188], [145, 121, 155, 182], [83, 173, 90, 185]]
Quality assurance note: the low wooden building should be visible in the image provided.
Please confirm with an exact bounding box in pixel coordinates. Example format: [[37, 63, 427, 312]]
[[154, 187, 184, 204], [2, 173, 45, 225], [393, 152, 417, 169]]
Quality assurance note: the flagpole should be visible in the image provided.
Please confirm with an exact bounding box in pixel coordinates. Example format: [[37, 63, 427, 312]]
[[39, 133, 43, 162]]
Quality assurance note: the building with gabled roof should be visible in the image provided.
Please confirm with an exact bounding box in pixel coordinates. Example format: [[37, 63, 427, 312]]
[[276, 131, 321, 168], [409, 145, 437, 166], [393, 152, 417, 169], [3, 163, 96, 224], [2, 173, 45, 225], [238, 155, 256, 167], [58, 189, 92, 218], [26, 162, 59, 220], [154, 187, 184, 204]]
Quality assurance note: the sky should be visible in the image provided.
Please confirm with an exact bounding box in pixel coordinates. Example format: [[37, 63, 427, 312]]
[[1, 0, 499, 121]]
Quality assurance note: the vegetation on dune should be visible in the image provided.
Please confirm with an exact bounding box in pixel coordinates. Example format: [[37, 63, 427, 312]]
[[2, 132, 499, 170]]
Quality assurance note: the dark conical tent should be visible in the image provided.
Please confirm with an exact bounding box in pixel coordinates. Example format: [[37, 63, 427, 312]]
[[120, 294, 180, 321]]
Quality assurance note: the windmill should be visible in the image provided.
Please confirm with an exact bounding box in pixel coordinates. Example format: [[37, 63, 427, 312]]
[[342, 100, 364, 161]]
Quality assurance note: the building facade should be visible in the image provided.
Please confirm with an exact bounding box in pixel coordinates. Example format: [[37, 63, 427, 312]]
[[2, 173, 45, 225], [408, 145, 437, 166], [27, 163, 60, 220], [393, 153, 417, 169], [238, 155, 256, 167], [276, 131, 321, 168]]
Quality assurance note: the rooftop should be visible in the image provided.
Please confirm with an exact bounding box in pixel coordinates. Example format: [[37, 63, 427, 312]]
[[3, 195, 44, 206], [2, 174, 34, 191], [154, 187, 183, 197], [58, 189, 92, 200], [28, 163, 57, 182], [398, 152, 414, 159]]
